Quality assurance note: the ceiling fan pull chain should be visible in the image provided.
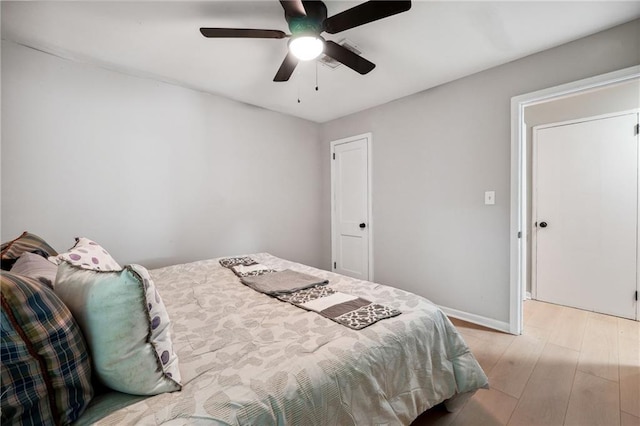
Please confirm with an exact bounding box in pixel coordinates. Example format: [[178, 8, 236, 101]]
[[297, 77, 301, 103], [315, 61, 319, 91]]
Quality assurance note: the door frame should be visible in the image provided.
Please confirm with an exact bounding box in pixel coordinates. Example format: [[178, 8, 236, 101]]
[[510, 65, 640, 334], [530, 110, 640, 315], [330, 132, 374, 281]]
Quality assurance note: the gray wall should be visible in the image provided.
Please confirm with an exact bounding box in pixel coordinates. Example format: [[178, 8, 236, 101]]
[[3, 19, 639, 325], [321, 19, 640, 324], [1, 40, 324, 269]]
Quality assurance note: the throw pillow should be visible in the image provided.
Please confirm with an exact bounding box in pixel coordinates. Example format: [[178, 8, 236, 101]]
[[1, 231, 58, 270], [10, 252, 58, 289], [51, 237, 121, 271], [54, 262, 181, 396], [1, 272, 93, 425]]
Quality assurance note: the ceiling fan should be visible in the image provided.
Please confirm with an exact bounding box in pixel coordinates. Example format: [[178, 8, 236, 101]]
[[200, 0, 411, 82]]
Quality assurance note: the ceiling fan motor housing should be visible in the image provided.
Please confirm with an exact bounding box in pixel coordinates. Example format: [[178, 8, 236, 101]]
[[285, 1, 328, 35]]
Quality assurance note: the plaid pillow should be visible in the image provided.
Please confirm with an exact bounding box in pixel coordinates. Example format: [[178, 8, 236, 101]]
[[1, 232, 58, 270], [1, 272, 93, 425]]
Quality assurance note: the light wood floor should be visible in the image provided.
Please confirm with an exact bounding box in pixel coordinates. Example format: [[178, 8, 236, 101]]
[[413, 300, 640, 426]]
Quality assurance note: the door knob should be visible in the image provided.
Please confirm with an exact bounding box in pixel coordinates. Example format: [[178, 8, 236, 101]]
[[539, 221, 548, 228], [359, 223, 366, 229]]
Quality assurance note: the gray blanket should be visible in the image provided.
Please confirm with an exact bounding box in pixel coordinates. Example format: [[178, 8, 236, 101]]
[[240, 269, 328, 295], [220, 257, 401, 330]]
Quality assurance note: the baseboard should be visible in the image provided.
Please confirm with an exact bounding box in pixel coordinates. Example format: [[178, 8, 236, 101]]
[[438, 305, 512, 334], [525, 291, 532, 300]]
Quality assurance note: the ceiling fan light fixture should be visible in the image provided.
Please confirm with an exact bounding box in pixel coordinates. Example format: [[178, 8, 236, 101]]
[[289, 35, 324, 61]]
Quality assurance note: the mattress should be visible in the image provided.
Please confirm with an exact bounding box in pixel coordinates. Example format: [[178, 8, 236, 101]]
[[77, 253, 488, 425]]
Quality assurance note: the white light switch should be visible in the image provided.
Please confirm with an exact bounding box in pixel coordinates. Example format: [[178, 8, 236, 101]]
[[484, 191, 495, 205]]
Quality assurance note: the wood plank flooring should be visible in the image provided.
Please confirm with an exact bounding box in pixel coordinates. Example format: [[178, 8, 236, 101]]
[[412, 300, 640, 426]]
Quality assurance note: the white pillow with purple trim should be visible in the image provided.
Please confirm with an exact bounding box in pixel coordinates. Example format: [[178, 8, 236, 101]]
[[51, 237, 121, 271]]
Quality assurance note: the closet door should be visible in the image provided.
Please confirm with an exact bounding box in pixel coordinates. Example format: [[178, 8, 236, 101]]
[[533, 112, 639, 320], [331, 134, 371, 280]]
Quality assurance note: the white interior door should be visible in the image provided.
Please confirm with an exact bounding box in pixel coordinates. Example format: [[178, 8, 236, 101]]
[[331, 134, 371, 280], [533, 112, 639, 320]]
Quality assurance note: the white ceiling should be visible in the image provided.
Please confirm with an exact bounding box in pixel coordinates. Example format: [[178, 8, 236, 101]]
[[2, 1, 639, 123]]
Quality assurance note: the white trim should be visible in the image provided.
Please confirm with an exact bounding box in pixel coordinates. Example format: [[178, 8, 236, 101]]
[[330, 132, 374, 281], [525, 292, 532, 300], [637, 111, 640, 321], [509, 92, 525, 335], [531, 123, 539, 301], [439, 305, 511, 334], [510, 65, 640, 334]]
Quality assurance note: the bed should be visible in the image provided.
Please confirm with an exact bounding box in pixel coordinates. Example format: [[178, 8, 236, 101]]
[[72, 252, 489, 425]]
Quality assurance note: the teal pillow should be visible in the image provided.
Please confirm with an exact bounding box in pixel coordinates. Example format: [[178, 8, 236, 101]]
[[54, 262, 181, 396]]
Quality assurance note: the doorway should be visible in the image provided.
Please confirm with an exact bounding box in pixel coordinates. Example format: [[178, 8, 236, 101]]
[[510, 66, 640, 334]]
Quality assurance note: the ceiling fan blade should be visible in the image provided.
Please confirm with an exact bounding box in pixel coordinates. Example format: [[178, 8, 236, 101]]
[[274, 52, 299, 82], [200, 28, 288, 39], [323, 40, 375, 75], [279, 0, 306, 18], [323, 1, 411, 34]]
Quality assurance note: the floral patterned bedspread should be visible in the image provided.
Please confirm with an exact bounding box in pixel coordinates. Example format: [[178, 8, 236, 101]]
[[79, 253, 488, 425]]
